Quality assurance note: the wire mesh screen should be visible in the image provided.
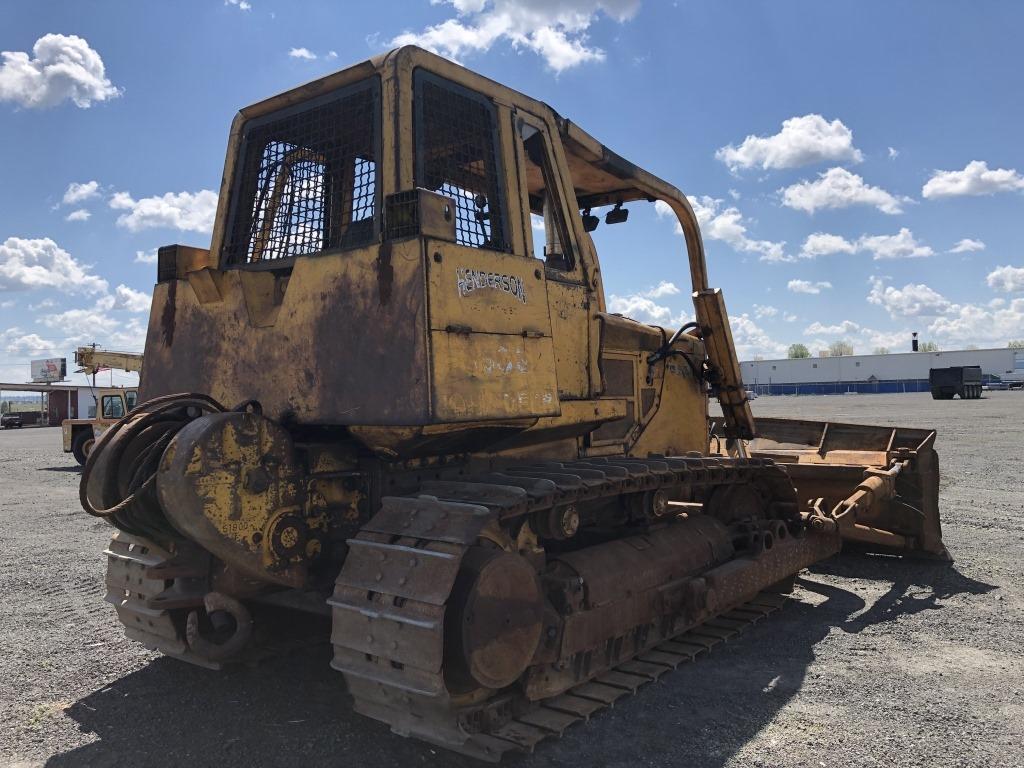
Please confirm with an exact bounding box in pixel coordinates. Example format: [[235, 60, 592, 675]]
[[225, 80, 379, 264], [415, 74, 507, 251]]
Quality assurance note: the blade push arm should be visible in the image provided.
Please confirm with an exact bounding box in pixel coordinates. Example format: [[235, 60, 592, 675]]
[[656, 195, 756, 441]]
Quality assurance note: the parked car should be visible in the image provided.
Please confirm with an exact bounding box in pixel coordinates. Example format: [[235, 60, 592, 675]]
[[1, 413, 24, 429]]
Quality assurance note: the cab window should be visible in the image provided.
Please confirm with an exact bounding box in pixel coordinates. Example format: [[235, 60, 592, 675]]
[[414, 72, 507, 251], [101, 395, 125, 419], [224, 78, 381, 265], [516, 121, 575, 272], [125, 391, 138, 411]]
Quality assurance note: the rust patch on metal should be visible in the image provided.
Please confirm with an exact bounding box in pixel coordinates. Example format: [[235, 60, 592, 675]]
[[161, 279, 177, 347]]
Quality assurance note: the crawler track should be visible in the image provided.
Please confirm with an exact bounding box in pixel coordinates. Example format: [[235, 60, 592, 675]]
[[330, 455, 838, 759], [104, 533, 328, 668]]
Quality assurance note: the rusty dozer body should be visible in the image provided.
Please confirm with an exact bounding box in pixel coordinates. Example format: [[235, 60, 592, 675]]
[[81, 47, 949, 759]]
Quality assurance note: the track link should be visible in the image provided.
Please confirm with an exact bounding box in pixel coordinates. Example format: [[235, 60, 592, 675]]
[[330, 455, 833, 759], [105, 532, 329, 668], [461, 591, 788, 760], [103, 531, 217, 666]]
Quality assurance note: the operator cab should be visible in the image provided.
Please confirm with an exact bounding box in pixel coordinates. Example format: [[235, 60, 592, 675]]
[[144, 46, 747, 458]]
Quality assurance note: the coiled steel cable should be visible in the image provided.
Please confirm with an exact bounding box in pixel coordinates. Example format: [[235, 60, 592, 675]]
[[79, 393, 226, 541]]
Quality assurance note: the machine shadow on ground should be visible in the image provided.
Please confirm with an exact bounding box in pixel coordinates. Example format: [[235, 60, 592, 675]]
[[49, 555, 992, 768], [807, 552, 996, 632]]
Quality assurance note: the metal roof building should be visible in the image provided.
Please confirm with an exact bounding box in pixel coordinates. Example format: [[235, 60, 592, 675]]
[[740, 347, 1022, 395]]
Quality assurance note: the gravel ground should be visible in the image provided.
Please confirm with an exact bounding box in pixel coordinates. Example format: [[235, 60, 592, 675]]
[[1, 392, 1021, 768]]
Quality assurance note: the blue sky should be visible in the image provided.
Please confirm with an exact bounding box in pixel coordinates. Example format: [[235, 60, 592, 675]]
[[1, 0, 1022, 385]]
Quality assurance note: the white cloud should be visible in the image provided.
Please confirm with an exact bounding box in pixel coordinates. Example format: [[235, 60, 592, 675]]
[[804, 320, 860, 335], [657, 197, 789, 263], [730, 313, 788, 359], [783, 313, 797, 322], [654, 200, 684, 234], [867, 276, 952, 318], [857, 326, 912, 354], [225, 0, 253, 10], [0, 328, 57, 358], [928, 298, 1024, 347], [753, 304, 778, 319], [102, 284, 152, 313], [780, 167, 906, 215], [857, 228, 933, 260], [40, 288, 150, 350], [800, 232, 856, 259], [135, 248, 158, 264], [390, 0, 640, 72], [0, 34, 120, 109], [288, 48, 317, 60], [446, 0, 490, 12], [645, 280, 680, 298], [65, 208, 91, 222], [888, 147, 899, 159], [41, 307, 147, 351], [0, 237, 107, 294], [607, 294, 676, 326], [986, 265, 1024, 293], [110, 189, 218, 233], [326, 50, 338, 59], [716, 114, 863, 173], [922, 160, 1024, 199], [799, 228, 933, 261], [787, 279, 832, 295], [607, 280, 687, 326], [62, 180, 99, 205], [949, 238, 985, 254]]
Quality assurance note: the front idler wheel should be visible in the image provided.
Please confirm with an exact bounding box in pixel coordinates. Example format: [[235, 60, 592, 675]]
[[444, 547, 544, 693]]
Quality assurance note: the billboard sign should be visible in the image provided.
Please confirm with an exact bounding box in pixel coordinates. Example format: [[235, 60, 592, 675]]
[[31, 358, 67, 383]]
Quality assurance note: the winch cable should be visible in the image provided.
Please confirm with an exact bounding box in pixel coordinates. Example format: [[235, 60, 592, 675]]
[[79, 393, 226, 537]]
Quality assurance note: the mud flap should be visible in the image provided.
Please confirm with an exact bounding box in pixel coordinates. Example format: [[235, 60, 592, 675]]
[[713, 416, 950, 561]]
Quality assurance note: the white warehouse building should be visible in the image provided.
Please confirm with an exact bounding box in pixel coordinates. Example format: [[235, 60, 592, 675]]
[[741, 347, 1023, 396]]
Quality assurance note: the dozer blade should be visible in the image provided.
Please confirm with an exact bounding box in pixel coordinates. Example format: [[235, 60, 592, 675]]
[[712, 416, 950, 561]]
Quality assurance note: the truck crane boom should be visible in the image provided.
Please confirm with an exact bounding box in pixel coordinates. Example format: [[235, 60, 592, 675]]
[[74, 345, 144, 376]]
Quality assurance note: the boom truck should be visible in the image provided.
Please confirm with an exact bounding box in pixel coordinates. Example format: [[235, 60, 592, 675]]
[[62, 346, 143, 464], [81, 47, 949, 759]]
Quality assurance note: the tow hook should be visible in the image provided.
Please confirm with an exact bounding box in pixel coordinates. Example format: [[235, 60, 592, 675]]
[[185, 591, 253, 661]]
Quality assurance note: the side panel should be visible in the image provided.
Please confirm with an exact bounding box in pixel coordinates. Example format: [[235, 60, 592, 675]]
[[630, 355, 708, 457], [546, 279, 591, 399], [430, 332, 558, 421], [590, 314, 707, 456], [425, 241, 550, 335], [426, 240, 559, 421], [140, 241, 431, 425]]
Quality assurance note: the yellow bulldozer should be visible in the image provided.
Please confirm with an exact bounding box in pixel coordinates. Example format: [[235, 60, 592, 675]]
[[82, 46, 948, 759]]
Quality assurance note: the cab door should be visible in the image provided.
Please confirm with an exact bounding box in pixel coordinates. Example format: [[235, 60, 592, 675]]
[[510, 109, 597, 401], [414, 71, 559, 422]]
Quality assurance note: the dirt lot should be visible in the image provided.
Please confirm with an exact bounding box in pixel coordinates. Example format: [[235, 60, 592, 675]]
[[1, 392, 1022, 768]]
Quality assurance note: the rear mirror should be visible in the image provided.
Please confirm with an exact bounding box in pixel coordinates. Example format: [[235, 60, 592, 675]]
[[605, 202, 628, 225], [581, 208, 599, 232]]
